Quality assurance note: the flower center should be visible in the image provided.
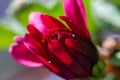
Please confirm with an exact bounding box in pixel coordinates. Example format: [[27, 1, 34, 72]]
[[44, 29, 76, 43]]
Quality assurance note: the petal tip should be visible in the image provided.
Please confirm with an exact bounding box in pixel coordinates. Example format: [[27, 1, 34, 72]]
[[8, 44, 17, 57], [14, 36, 23, 43], [29, 12, 42, 23]]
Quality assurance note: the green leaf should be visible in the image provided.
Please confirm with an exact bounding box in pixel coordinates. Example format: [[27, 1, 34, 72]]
[[0, 25, 16, 49], [97, 59, 105, 72], [88, 77, 98, 80], [83, 0, 100, 43], [92, 64, 99, 77], [109, 50, 120, 66], [16, 2, 64, 26], [109, 57, 120, 67], [104, 73, 115, 80], [111, 0, 120, 6]]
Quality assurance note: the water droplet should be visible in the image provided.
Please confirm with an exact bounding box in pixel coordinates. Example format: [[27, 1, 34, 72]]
[[42, 40, 45, 43], [48, 61, 51, 63], [72, 34, 75, 37]]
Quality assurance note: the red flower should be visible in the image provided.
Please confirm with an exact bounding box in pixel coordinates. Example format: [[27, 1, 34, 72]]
[[9, 0, 98, 79]]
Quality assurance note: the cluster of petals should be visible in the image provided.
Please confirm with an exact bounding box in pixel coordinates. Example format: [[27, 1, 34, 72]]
[[9, 0, 98, 79]]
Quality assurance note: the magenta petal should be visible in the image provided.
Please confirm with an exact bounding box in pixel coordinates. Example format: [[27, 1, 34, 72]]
[[48, 40, 72, 65], [27, 24, 42, 37], [24, 34, 52, 60], [65, 38, 98, 64], [48, 54, 79, 79], [29, 12, 66, 35], [29, 12, 48, 34], [48, 39, 90, 78], [63, 0, 90, 38], [9, 43, 43, 67], [60, 16, 90, 40], [41, 14, 67, 29], [14, 36, 24, 43], [23, 43, 60, 73], [65, 38, 93, 74]]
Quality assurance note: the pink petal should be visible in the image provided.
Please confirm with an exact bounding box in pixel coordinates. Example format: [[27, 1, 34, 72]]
[[62, 0, 90, 38], [27, 24, 42, 37], [9, 43, 43, 67], [60, 16, 90, 40], [29, 12, 48, 34], [41, 14, 66, 29], [48, 53, 79, 79], [24, 34, 51, 60], [48, 39, 90, 78], [48, 40, 71, 65], [12, 35, 60, 75], [29, 12, 66, 35], [14, 36, 24, 43], [22, 43, 60, 74], [65, 38, 94, 74], [65, 38, 98, 64]]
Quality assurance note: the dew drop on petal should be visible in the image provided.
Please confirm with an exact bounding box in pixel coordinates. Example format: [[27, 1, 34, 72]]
[[42, 40, 45, 43], [48, 61, 51, 63], [72, 34, 75, 37]]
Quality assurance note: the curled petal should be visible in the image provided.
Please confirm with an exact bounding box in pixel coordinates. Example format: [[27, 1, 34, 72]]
[[65, 38, 98, 64], [24, 34, 51, 60], [29, 12, 66, 34], [23, 43, 60, 75], [29, 12, 48, 34], [65, 38, 94, 74], [48, 39, 90, 78], [27, 24, 42, 37], [41, 14, 67, 29], [62, 0, 90, 38], [48, 40, 71, 65], [14, 36, 24, 43], [48, 53, 79, 79], [60, 16, 90, 40], [9, 43, 43, 67], [17, 34, 60, 75]]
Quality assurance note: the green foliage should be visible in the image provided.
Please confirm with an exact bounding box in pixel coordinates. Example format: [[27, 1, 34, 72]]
[[0, 25, 16, 49], [92, 59, 105, 78], [109, 57, 120, 66], [88, 77, 98, 80], [0, 1, 64, 49], [111, 0, 120, 6], [109, 50, 120, 66], [17, 2, 64, 26], [83, 0, 100, 43], [97, 59, 105, 71], [92, 64, 100, 77], [104, 73, 115, 80]]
